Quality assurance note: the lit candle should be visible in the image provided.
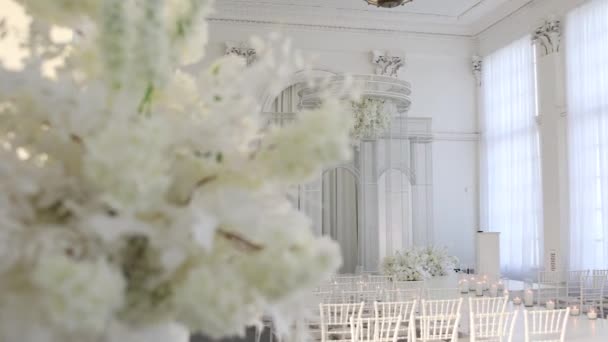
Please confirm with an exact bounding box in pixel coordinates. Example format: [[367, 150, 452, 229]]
[[503, 289, 510, 299], [571, 306, 580, 316], [469, 277, 477, 290], [482, 276, 489, 290], [476, 282, 484, 296], [459, 279, 469, 293], [546, 300, 555, 310], [524, 290, 534, 307], [513, 296, 522, 305], [587, 308, 598, 320], [497, 281, 504, 291], [490, 284, 498, 297]]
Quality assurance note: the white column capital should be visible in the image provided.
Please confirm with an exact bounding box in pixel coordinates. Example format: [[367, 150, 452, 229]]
[[533, 18, 561, 56], [371, 50, 405, 77], [472, 55, 482, 86], [225, 41, 256, 65]]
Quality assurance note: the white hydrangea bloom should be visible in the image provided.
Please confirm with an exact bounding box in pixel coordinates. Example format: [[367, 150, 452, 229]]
[[30, 255, 125, 335], [0, 0, 351, 340], [83, 116, 175, 212]]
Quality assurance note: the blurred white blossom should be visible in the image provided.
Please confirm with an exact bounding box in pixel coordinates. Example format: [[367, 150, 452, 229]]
[[0, 0, 353, 340]]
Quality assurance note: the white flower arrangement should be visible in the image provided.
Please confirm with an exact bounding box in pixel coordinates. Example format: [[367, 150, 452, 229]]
[[382, 246, 459, 281], [351, 97, 391, 140], [0, 1, 354, 341]]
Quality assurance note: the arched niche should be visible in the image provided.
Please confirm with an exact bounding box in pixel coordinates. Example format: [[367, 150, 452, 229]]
[[262, 73, 434, 274]]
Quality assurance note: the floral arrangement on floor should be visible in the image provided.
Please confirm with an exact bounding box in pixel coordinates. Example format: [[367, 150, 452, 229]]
[[0, 1, 355, 341], [351, 97, 391, 140], [382, 246, 459, 281]]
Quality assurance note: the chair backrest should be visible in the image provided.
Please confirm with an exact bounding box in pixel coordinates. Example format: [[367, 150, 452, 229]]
[[392, 280, 425, 290], [374, 301, 416, 341], [418, 313, 461, 342], [350, 315, 402, 342], [469, 296, 508, 316], [470, 311, 518, 342], [339, 290, 382, 304], [524, 308, 570, 342], [333, 275, 362, 283], [368, 275, 392, 283], [319, 302, 364, 342], [593, 269, 608, 277], [380, 288, 421, 302], [536, 271, 564, 305], [374, 300, 416, 319], [538, 270, 565, 284], [313, 291, 335, 303], [425, 288, 461, 300], [581, 275, 606, 301], [421, 298, 463, 317], [566, 270, 589, 296]]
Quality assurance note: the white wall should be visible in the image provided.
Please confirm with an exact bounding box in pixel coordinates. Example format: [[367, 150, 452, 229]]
[[201, 20, 479, 266]]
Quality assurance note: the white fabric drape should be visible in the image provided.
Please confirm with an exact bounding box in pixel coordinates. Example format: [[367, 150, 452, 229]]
[[322, 168, 359, 274], [480, 35, 543, 279], [566, 0, 608, 270]]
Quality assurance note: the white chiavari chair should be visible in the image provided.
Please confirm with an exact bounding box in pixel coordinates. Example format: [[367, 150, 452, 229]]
[[374, 300, 417, 341], [523, 308, 570, 342], [469, 311, 517, 342], [319, 302, 364, 342], [536, 270, 564, 306], [468, 296, 508, 316], [417, 298, 463, 342], [558, 274, 605, 315], [593, 270, 608, 303], [350, 315, 402, 342], [418, 313, 461, 342], [425, 288, 461, 300], [566, 270, 588, 296], [380, 288, 422, 303], [581, 274, 606, 317]]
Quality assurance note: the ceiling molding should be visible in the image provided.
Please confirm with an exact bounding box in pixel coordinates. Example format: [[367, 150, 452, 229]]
[[209, 0, 540, 37]]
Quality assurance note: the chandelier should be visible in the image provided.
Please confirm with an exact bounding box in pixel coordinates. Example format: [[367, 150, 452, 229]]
[[365, 0, 414, 8]]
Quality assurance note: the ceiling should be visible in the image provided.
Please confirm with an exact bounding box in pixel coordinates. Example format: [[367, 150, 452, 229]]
[[210, 0, 536, 36]]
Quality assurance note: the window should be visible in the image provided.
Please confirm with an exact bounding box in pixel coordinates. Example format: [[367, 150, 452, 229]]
[[566, 0, 608, 269], [480, 35, 543, 279]]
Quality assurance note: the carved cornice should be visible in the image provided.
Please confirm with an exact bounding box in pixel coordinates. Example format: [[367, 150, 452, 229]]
[[210, 0, 542, 38], [225, 41, 257, 65], [533, 18, 561, 56], [372, 51, 405, 78], [472, 55, 482, 86]]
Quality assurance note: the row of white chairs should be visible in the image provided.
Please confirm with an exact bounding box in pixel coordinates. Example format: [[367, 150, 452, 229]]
[[536, 270, 606, 317], [314, 288, 472, 304], [318, 297, 570, 342], [317, 280, 426, 293]]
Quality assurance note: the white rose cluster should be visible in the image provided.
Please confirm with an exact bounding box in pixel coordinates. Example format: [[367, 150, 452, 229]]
[[382, 246, 459, 281], [0, 0, 353, 341]]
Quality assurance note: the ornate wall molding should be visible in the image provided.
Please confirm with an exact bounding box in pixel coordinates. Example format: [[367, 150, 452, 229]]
[[533, 18, 561, 56], [472, 55, 482, 86], [372, 51, 405, 77], [225, 41, 257, 65]]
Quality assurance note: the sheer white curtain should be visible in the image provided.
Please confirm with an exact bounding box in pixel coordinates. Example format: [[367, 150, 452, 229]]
[[480, 35, 543, 279], [566, 0, 608, 270]]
